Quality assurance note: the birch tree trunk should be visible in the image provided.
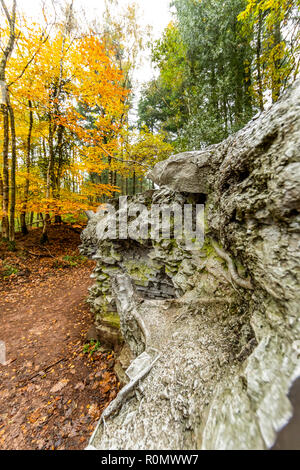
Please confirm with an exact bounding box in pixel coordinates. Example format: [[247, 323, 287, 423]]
[[0, 0, 16, 240]]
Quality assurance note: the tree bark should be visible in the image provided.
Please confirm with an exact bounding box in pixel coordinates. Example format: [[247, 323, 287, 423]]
[[0, 0, 16, 239], [272, 17, 282, 103], [41, 216, 49, 244], [8, 95, 16, 242], [257, 9, 264, 111], [21, 100, 33, 235], [133, 171, 136, 195], [1, 103, 9, 239]]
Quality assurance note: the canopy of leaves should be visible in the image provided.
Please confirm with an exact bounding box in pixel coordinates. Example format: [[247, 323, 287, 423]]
[[0, 1, 173, 238], [138, 0, 299, 151]]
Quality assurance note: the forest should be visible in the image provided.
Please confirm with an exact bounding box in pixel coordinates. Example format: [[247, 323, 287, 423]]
[[0, 0, 299, 244], [0, 0, 300, 453]]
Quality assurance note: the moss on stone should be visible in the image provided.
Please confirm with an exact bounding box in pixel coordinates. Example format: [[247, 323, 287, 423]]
[[202, 238, 225, 265], [123, 260, 156, 285], [102, 313, 121, 330], [202, 239, 215, 257]]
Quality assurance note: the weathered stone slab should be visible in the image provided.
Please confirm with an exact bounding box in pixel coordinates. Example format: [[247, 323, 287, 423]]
[[148, 150, 215, 193], [82, 80, 300, 450]]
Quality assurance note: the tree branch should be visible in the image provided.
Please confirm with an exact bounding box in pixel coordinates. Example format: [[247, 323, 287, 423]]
[[8, 31, 50, 87], [79, 145, 152, 171], [0, 0, 12, 25]]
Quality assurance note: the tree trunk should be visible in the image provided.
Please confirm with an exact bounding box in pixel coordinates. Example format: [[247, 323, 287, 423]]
[[45, 122, 55, 228], [38, 212, 43, 228], [139, 178, 143, 193], [21, 100, 33, 235], [257, 9, 264, 111], [8, 95, 16, 242], [133, 171, 136, 195], [272, 17, 282, 103], [40, 216, 49, 244], [0, 0, 17, 239], [54, 123, 64, 223], [0, 173, 3, 205], [1, 103, 9, 239]]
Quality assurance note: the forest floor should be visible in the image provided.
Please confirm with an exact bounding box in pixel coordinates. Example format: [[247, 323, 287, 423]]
[[0, 225, 120, 450]]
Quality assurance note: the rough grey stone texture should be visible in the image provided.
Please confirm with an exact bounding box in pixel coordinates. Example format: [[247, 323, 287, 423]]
[[80, 189, 203, 353], [147, 151, 215, 193], [199, 81, 300, 450], [81, 80, 300, 450], [91, 271, 252, 450]]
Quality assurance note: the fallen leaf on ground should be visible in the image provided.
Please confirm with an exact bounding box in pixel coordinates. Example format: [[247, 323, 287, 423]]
[[50, 379, 69, 394]]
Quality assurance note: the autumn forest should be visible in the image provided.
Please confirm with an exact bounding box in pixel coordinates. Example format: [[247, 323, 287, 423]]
[[0, 0, 299, 244], [0, 0, 299, 452]]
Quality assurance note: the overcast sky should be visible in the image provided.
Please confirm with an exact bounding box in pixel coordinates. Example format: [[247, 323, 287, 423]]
[[16, 0, 173, 83], [11, 0, 173, 121]]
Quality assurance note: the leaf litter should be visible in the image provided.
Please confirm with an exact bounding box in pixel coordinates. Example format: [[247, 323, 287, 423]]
[[0, 225, 120, 450]]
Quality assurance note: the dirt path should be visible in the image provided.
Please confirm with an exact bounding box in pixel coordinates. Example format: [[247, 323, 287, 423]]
[[0, 227, 119, 450]]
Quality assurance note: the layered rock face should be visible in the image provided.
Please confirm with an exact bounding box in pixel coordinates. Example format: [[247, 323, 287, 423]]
[[81, 80, 300, 450]]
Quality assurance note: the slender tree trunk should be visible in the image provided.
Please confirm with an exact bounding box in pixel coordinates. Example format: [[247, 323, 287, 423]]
[[37, 212, 43, 228], [42, 136, 50, 224], [223, 98, 228, 134], [41, 216, 48, 244], [235, 80, 244, 127], [54, 124, 64, 224], [139, 178, 143, 193], [257, 10, 264, 112], [243, 69, 253, 117], [133, 171, 136, 195], [1, 102, 9, 239], [44, 120, 55, 237], [211, 66, 218, 117], [8, 95, 16, 242], [21, 99, 33, 235], [0, 0, 16, 239], [0, 173, 3, 202], [48, 120, 55, 197], [272, 18, 282, 103]]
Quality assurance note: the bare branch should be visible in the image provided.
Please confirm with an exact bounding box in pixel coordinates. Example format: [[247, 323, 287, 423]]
[[0, 0, 16, 81], [79, 144, 152, 171], [0, 0, 12, 25], [8, 31, 50, 87]]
